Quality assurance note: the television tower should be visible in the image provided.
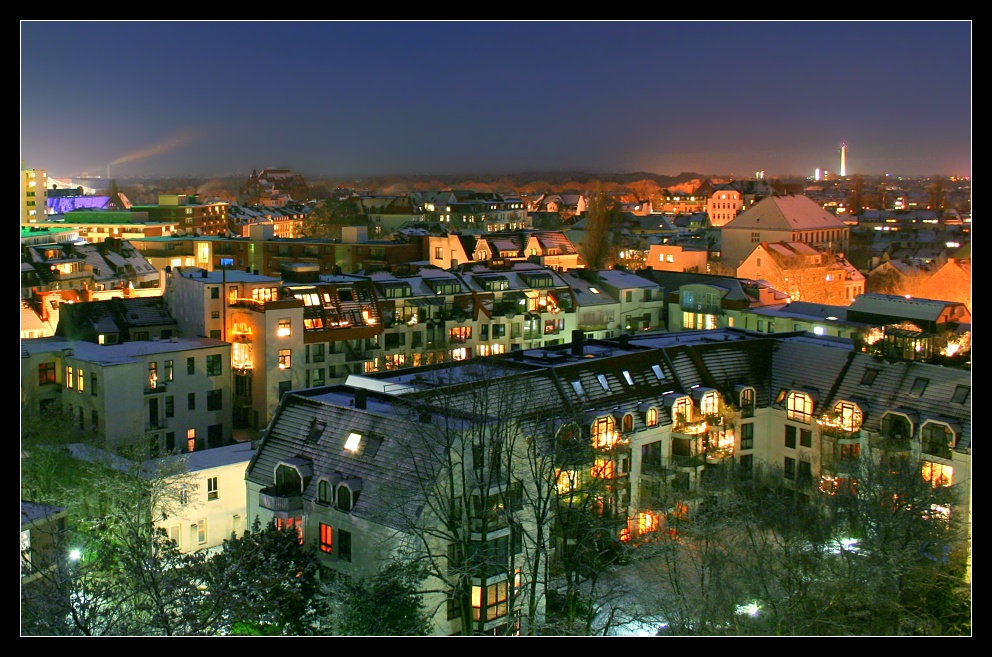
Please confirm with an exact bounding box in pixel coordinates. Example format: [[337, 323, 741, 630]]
[[839, 143, 847, 177]]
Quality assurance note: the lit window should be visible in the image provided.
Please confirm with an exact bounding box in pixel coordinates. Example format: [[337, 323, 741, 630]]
[[344, 432, 361, 452], [278, 349, 292, 369], [922, 461, 953, 488], [319, 522, 333, 553], [277, 319, 292, 337], [622, 370, 634, 386], [787, 392, 812, 423], [597, 374, 610, 391], [646, 407, 658, 426]]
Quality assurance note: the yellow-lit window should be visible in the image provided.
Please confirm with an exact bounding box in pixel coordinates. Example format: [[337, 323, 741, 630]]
[[591, 458, 614, 479], [278, 349, 292, 369], [76, 368, 84, 392], [672, 398, 691, 426], [646, 407, 659, 427], [637, 511, 659, 534], [555, 469, 577, 494], [922, 461, 953, 488], [787, 392, 812, 423], [65, 366, 74, 389], [471, 581, 509, 622], [592, 416, 616, 449], [277, 319, 291, 337], [701, 391, 719, 416], [187, 429, 196, 452], [835, 401, 862, 432]]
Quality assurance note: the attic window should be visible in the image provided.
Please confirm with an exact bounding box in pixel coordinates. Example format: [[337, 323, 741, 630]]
[[570, 381, 585, 396], [951, 385, 970, 404], [622, 370, 634, 386], [775, 389, 788, 404], [597, 374, 610, 391], [651, 365, 663, 380], [344, 432, 362, 452], [589, 287, 600, 294], [861, 369, 879, 386], [909, 378, 929, 398]]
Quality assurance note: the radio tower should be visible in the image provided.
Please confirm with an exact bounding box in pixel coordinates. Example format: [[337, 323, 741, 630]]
[[839, 143, 847, 177]]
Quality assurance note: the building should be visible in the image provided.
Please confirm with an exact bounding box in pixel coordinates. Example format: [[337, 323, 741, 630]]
[[22, 334, 233, 454], [245, 328, 971, 634], [720, 194, 850, 270], [736, 241, 865, 304], [130, 194, 230, 237], [21, 237, 160, 296], [20, 500, 68, 592], [21, 165, 48, 223], [646, 243, 709, 273]]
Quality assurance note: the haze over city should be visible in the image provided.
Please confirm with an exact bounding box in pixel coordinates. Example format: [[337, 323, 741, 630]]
[[20, 20, 972, 180]]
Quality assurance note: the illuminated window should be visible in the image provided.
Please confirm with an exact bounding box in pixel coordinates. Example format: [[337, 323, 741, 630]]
[[636, 511, 659, 535], [592, 458, 614, 479], [76, 368, 84, 392], [344, 432, 361, 452], [646, 407, 658, 427], [672, 397, 691, 426], [187, 429, 196, 452], [700, 390, 719, 416], [65, 366, 74, 389], [555, 469, 577, 494], [277, 319, 292, 337], [471, 581, 509, 622], [278, 349, 292, 369], [922, 460, 953, 488], [148, 362, 159, 389], [787, 392, 812, 423], [165, 360, 174, 381], [319, 522, 333, 553], [592, 416, 617, 449], [835, 402, 862, 432], [38, 362, 56, 385]]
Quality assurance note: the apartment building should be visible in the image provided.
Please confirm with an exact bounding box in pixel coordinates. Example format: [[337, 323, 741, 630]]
[[59, 441, 253, 554], [130, 194, 229, 237], [246, 328, 971, 634], [21, 165, 47, 223], [21, 335, 233, 454], [22, 237, 160, 295]]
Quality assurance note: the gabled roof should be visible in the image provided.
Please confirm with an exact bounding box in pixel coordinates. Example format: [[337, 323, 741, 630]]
[[724, 195, 847, 231]]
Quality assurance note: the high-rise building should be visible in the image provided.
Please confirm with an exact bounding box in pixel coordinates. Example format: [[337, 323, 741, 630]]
[[21, 163, 47, 223], [840, 143, 848, 177]]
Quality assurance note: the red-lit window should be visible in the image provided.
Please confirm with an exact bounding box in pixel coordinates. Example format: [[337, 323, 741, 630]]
[[276, 516, 304, 544], [319, 522, 333, 553], [38, 362, 56, 385]]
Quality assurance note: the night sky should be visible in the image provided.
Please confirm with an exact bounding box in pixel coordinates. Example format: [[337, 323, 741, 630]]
[[20, 21, 972, 180]]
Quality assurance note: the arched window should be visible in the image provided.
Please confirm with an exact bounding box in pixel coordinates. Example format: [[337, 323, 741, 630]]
[[622, 414, 633, 432], [672, 398, 691, 426], [921, 422, 956, 459], [337, 486, 353, 511], [881, 413, 912, 440], [646, 407, 659, 427], [834, 401, 863, 432], [700, 391, 719, 416], [787, 392, 813, 423], [318, 480, 332, 504], [275, 464, 302, 496]]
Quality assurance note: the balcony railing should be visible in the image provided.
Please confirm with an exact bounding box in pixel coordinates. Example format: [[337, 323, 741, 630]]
[[258, 486, 303, 513], [671, 454, 706, 469], [144, 383, 167, 394]]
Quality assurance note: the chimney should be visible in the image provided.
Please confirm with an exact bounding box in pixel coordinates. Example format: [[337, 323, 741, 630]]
[[571, 329, 585, 356], [355, 389, 367, 410]]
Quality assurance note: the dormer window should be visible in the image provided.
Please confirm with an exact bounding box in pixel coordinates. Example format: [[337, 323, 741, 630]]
[[921, 421, 956, 459], [739, 387, 755, 418], [833, 401, 863, 432], [787, 392, 813, 423], [336, 479, 363, 512]]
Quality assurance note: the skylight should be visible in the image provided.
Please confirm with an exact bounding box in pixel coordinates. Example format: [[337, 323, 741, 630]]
[[570, 381, 585, 396], [589, 287, 600, 294], [860, 369, 879, 386], [622, 370, 634, 386], [597, 374, 610, 391], [951, 385, 970, 404], [651, 364, 663, 380], [344, 432, 362, 452], [909, 378, 929, 398]]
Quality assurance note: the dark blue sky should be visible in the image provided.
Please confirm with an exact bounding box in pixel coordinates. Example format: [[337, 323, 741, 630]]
[[20, 21, 972, 180]]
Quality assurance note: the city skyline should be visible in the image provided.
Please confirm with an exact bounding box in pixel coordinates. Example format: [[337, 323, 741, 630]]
[[20, 20, 972, 180]]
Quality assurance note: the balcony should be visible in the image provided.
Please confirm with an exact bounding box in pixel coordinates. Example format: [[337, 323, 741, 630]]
[[671, 454, 706, 470], [869, 433, 912, 453], [144, 383, 167, 395], [144, 418, 168, 431], [258, 486, 303, 513]]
